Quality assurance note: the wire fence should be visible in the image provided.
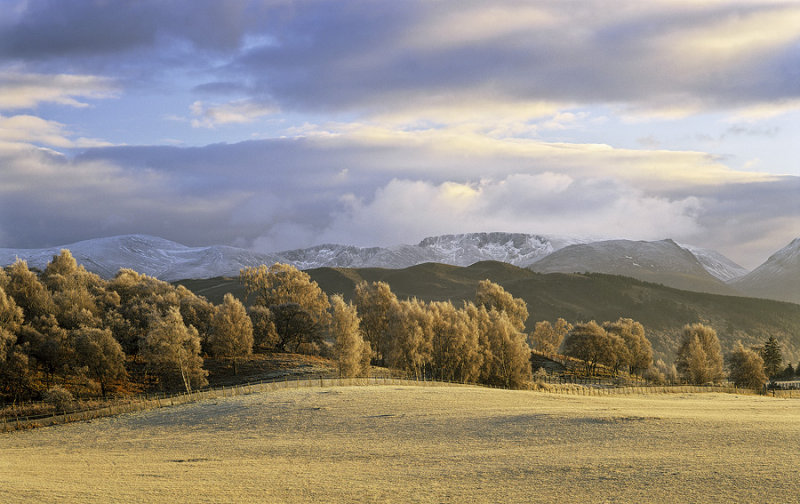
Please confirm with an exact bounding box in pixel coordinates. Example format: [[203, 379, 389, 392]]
[[2, 373, 796, 433]]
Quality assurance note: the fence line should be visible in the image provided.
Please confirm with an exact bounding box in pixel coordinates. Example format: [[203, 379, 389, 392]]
[[2, 374, 794, 433], [1, 375, 450, 432]]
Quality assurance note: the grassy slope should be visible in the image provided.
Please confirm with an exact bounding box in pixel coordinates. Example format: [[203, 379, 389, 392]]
[[176, 261, 800, 362], [2, 385, 799, 503]]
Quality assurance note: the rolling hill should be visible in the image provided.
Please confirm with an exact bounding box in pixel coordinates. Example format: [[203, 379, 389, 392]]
[[177, 261, 800, 363]]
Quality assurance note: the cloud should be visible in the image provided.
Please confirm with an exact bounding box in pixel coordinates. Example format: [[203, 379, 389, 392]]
[[5, 1, 800, 123], [0, 142, 251, 248], [226, 0, 800, 121], [0, 133, 781, 268], [318, 175, 705, 248], [1, 0, 797, 269], [0, 70, 116, 110], [190, 99, 278, 128], [0, 0, 269, 59], [0, 114, 113, 148]]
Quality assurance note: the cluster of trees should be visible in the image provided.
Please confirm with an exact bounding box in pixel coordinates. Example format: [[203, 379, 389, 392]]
[[2, 251, 793, 401], [652, 323, 792, 390], [754, 335, 800, 384], [0, 254, 537, 403], [0, 251, 257, 401], [559, 318, 654, 377], [530, 314, 789, 392], [240, 267, 536, 388], [344, 279, 533, 388]]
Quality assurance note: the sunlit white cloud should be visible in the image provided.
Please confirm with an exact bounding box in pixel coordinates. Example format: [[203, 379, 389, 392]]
[[0, 70, 116, 110], [663, 5, 800, 59], [190, 99, 278, 128], [318, 174, 705, 248], [0, 114, 113, 148]]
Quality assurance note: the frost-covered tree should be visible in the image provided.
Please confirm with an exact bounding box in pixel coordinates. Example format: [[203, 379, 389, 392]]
[[642, 359, 680, 385], [603, 318, 653, 376], [475, 280, 528, 331], [727, 341, 768, 390], [330, 295, 370, 378], [482, 308, 532, 388], [41, 250, 106, 330], [270, 303, 322, 353], [248, 305, 279, 352], [108, 268, 183, 356], [562, 321, 610, 375], [428, 301, 482, 383], [530, 318, 571, 354], [17, 315, 71, 387], [207, 293, 253, 374], [5, 259, 55, 320], [676, 323, 724, 385], [353, 281, 400, 363], [240, 264, 330, 354], [73, 327, 127, 397], [0, 347, 32, 402], [0, 286, 31, 400], [140, 307, 207, 393], [385, 298, 433, 380], [178, 288, 215, 348], [0, 286, 23, 345]]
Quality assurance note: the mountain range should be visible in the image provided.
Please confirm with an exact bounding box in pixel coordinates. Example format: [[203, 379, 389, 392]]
[[1, 232, 797, 304]]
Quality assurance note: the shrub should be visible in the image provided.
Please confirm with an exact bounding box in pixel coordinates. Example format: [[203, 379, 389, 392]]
[[43, 386, 74, 412]]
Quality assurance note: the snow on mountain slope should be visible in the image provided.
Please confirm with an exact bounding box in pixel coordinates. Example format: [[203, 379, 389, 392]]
[[730, 238, 800, 304], [249, 233, 587, 270], [0, 232, 588, 280], [0, 235, 279, 281], [0, 233, 750, 290], [529, 239, 740, 295], [415, 232, 589, 267], [678, 244, 748, 282]]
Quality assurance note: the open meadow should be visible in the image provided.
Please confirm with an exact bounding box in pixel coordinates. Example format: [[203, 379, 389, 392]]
[[2, 384, 799, 503]]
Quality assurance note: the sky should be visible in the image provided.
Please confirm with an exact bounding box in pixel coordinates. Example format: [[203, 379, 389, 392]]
[[0, 0, 798, 270]]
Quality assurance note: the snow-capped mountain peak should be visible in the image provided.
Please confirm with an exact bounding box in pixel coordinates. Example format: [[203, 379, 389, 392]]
[[677, 243, 748, 282], [0, 232, 760, 294], [414, 232, 590, 267]]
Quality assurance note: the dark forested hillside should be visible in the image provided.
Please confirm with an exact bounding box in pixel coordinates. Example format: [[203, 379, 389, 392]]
[[178, 261, 800, 362]]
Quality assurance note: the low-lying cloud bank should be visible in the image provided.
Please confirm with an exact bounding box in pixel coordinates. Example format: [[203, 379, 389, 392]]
[[1, 135, 795, 270]]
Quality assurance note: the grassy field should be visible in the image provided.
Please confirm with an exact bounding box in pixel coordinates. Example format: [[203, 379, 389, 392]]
[[2, 385, 799, 503]]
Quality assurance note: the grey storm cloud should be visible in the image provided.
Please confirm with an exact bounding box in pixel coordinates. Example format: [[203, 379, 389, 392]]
[[3, 0, 799, 113], [0, 0, 265, 58]]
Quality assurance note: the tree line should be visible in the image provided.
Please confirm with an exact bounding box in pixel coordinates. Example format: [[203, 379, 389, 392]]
[[1, 252, 794, 403]]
